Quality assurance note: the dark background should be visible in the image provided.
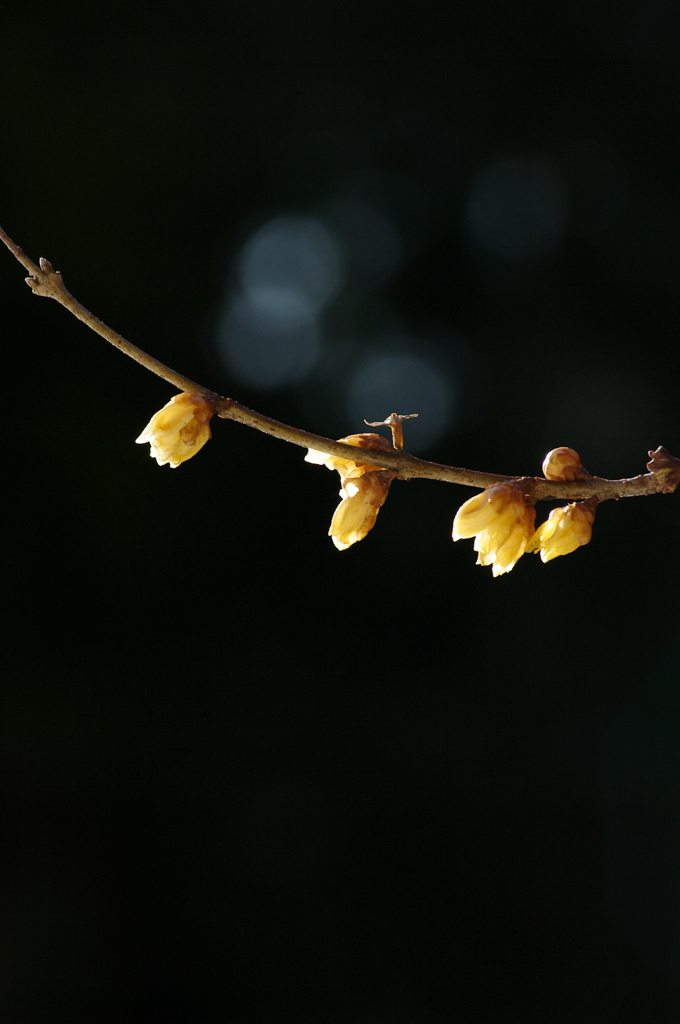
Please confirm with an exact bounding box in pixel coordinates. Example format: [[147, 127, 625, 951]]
[[2, 4, 680, 1021]]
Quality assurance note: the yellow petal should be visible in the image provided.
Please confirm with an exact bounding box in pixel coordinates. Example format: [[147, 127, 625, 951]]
[[304, 448, 330, 466], [452, 490, 493, 540]]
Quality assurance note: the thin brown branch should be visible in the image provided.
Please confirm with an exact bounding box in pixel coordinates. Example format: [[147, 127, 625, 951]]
[[3, 223, 679, 504], [214, 396, 680, 500], [0, 225, 210, 396]]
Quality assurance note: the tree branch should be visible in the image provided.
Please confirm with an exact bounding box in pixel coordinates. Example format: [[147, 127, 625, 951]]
[[3, 223, 679, 503]]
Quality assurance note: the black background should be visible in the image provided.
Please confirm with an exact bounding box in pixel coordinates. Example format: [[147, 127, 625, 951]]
[[2, 4, 680, 1021]]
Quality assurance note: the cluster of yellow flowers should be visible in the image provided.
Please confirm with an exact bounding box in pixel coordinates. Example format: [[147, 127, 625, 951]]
[[135, 397, 597, 573], [453, 483, 596, 575], [453, 447, 598, 575], [304, 436, 597, 572]]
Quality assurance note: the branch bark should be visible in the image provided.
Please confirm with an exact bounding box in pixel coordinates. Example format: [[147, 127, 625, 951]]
[[3, 223, 679, 503]]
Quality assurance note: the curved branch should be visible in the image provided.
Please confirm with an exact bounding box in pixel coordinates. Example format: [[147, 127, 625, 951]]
[[3, 223, 679, 503]]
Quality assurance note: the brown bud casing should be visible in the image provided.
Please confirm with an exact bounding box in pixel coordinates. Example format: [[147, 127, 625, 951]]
[[542, 447, 592, 481]]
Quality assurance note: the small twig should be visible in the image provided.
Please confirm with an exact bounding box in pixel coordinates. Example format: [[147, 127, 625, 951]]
[[2, 223, 679, 503], [365, 412, 418, 450]]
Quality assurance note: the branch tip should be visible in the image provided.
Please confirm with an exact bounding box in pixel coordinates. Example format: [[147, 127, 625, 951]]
[[22, 255, 67, 301], [647, 446, 680, 494]]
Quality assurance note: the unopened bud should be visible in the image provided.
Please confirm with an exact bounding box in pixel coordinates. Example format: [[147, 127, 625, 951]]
[[542, 447, 591, 481]]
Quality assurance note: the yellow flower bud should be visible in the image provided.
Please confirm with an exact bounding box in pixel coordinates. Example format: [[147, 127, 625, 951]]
[[305, 433, 396, 549], [542, 447, 591, 481], [527, 500, 596, 562], [136, 393, 213, 468], [452, 481, 536, 576]]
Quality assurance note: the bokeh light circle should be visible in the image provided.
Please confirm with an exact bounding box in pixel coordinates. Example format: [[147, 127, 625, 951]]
[[467, 155, 568, 262], [217, 293, 320, 391], [238, 215, 344, 313]]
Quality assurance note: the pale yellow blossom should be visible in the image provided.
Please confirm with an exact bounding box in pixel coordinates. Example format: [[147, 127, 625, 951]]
[[136, 393, 213, 468], [305, 433, 395, 549], [452, 481, 536, 576], [527, 501, 596, 562]]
